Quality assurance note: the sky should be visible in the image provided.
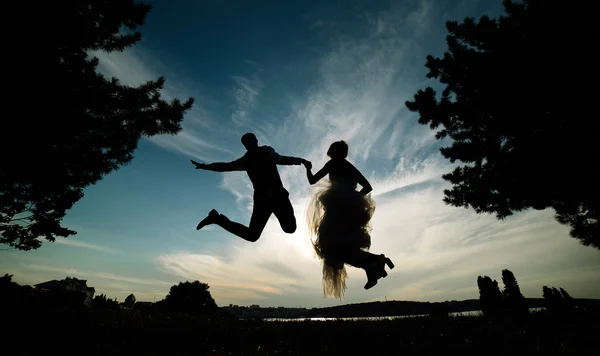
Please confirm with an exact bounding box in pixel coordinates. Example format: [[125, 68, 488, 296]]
[[2, 0, 599, 308]]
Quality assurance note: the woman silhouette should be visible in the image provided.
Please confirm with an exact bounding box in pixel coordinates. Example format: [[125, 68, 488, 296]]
[[304, 140, 394, 300]]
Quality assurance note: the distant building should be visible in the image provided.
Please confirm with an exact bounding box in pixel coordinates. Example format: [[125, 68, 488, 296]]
[[34, 277, 95, 307]]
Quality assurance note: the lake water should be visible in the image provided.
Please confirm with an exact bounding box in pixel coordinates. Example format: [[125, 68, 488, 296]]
[[264, 308, 544, 322]]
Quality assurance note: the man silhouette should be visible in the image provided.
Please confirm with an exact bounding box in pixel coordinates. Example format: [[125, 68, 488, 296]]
[[191, 133, 311, 242]]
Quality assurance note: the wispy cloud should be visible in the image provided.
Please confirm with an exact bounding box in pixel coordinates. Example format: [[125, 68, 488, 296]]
[[21, 264, 172, 286], [157, 252, 309, 299], [90, 48, 236, 162], [33, 235, 119, 254], [231, 75, 263, 127], [52, 238, 121, 254]]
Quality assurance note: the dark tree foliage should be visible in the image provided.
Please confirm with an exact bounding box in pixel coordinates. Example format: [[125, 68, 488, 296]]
[[0, 274, 33, 306], [0, 274, 18, 291], [125, 293, 136, 307], [501, 269, 527, 316], [477, 270, 530, 319], [405, 0, 599, 248], [543, 286, 576, 314], [477, 275, 504, 318], [155, 281, 218, 314], [93, 294, 120, 310], [1, 0, 194, 250]]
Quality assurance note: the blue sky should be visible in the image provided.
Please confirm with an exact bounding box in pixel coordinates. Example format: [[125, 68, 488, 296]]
[[2, 0, 600, 307]]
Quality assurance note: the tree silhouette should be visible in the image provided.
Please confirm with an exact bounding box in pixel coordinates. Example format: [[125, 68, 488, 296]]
[[501, 269, 527, 316], [559, 287, 575, 310], [0, 274, 33, 306], [0, 274, 18, 292], [405, 0, 599, 249], [124, 293, 136, 308], [156, 281, 217, 314], [543, 285, 576, 314], [542, 286, 558, 311], [0, 0, 194, 250], [92, 294, 120, 310], [477, 275, 504, 318]]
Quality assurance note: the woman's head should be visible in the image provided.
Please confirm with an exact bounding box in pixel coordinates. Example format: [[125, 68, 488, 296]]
[[327, 140, 348, 159]]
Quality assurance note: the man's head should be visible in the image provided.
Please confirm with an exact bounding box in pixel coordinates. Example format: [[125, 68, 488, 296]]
[[241, 133, 259, 150], [327, 140, 348, 159]]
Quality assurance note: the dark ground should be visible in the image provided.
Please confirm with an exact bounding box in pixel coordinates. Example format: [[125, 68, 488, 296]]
[[2, 306, 598, 355]]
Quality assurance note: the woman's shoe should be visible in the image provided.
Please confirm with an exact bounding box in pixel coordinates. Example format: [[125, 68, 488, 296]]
[[363, 254, 395, 289], [382, 254, 395, 271], [363, 256, 385, 289], [364, 265, 381, 289], [374, 254, 394, 279]]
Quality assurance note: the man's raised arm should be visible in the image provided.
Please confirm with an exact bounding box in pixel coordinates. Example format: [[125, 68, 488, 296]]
[[190, 158, 244, 172]]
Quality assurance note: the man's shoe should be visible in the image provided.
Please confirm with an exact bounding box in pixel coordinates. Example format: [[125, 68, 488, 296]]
[[196, 209, 219, 230]]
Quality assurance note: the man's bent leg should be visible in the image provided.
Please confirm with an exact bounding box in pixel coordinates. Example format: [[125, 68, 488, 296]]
[[213, 198, 272, 242], [244, 197, 273, 242], [272, 195, 297, 234]]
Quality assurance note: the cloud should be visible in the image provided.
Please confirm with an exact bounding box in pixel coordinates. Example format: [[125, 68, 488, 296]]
[[48, 238, 121, 254], [231, 75, 263, 127], [21, 264, 172, 286], [156, 233, 319, 304], [157, 172, 600, 307]]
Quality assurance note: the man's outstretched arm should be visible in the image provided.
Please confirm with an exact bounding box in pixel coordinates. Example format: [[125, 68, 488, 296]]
[[266, 146, 308, 166], [275, 155, 308, 166], [191, 158, 244, 172]]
